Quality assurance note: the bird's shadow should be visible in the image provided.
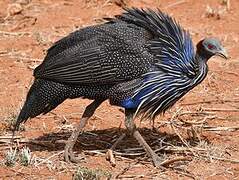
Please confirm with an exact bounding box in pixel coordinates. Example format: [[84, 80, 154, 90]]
[[24, 127, 208, 159]]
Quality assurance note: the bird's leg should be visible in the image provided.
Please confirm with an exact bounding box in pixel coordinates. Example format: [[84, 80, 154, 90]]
[[125, 109, 163, 167], [105, 132, 126, 166], [64, 99, 104, 163], [110, 133, 127, 150]]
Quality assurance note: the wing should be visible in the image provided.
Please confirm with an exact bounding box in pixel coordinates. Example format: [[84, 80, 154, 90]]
[[35, 38, 118, 84], [34, 22, 153, 85]]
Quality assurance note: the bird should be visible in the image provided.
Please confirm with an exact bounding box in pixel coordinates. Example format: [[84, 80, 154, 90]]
[[14, 8, 228, 167]]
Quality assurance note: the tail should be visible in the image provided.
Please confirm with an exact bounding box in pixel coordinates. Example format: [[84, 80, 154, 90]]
[[14, 79, 70, 132]]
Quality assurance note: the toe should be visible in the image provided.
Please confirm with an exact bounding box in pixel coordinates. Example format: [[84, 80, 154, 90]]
[[64, 150, 70, 162], [69, 153, 84, 163], [152, 154, 164, 168]]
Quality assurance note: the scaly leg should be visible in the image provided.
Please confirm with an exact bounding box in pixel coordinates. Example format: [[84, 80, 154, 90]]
[[125, 109, 163, 167], [105, 133, 126, 166], [64, 99, 104, 163]]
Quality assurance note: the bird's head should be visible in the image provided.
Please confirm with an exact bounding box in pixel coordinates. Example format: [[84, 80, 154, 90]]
[[196, 38, 228, 61]]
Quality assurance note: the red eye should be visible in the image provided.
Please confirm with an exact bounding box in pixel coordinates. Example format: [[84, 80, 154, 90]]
[[207, 44, 215, 50]]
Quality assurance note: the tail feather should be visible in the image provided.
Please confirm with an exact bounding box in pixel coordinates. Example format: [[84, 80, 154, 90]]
[[14, 79, 70, 131]]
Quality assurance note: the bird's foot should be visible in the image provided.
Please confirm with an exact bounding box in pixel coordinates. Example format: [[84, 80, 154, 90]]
[[64, 141, 84, 163], [105, 149, 116, 167], [105, 133, 126, 167], [151, 153, 164, 168]]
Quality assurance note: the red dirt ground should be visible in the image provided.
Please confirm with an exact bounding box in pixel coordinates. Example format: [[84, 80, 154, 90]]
[[0, 0, 239, 179]]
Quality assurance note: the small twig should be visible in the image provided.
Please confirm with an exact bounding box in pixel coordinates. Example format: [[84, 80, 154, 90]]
[[85, 148, 145, 157], [213, 69, 238, 76], [0, 30, 31, 36], [170, 108, 198, 157], [202, 108, 239, 112], [87, 148, 146, 157], [34, 151, 64, 167], [8, 168, 31, 176], [203, 126, 239, 132], [171, 167, 197, 179], [217, 116, 239, 121], [4, 55, 42, 62], [177, 111, 215, 116], [225, 0, 230, 11], [165, 0, 186, 9], [84, 150, 134, 161], [84, 150, 105, 155], [0, 50, 8, 54], [181, 99, 239, 106], [0, 51, 42, 62], [115, 151, 146, 156], [94, 114, 104, 120], [202, 155, 239, 163], [160, 156, 192, 167], [223, 71, 238, 76], [115, 162, 133, 179], [158, 146, 207, 153], [0, 135, 22, 143], [0, 135, 21, 139], [179, 115, 216, 125], [14, 138, 56, 148], [116, 174, 145, 179], [170, 125, 196, 158], [120, 147, 144, 152]]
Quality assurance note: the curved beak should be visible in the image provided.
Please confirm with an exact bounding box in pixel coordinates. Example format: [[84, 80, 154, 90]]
[[217, 47, 229, 59]]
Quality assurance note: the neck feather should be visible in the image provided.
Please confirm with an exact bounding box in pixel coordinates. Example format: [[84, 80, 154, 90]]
[[194, 52, 208, 85]]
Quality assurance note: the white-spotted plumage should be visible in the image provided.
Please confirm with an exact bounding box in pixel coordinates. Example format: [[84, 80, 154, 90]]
[[16, 8, 226, 130]]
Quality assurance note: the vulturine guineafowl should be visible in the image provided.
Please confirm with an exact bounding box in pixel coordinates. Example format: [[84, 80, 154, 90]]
[[14, 8, 228, 167]]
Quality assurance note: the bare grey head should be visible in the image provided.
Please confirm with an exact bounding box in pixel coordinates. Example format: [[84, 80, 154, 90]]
[[196, 38, 228, 60]]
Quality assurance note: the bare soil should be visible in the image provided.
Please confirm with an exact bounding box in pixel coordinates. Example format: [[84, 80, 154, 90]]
[[0, 0, 239, 179]]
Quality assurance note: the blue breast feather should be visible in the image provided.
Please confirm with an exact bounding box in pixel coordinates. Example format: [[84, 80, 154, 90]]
[[120, 74, 152, 109], [120, 35, 196, 109], [120, 50, 195, 110], [120, 74, 172, 109], [120, 87, 151, 109]]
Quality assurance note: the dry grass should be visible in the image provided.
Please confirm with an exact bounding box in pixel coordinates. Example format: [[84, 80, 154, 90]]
[[19, 146, 31, 166], [73, 166, 112, 180], [4, 147, 17, 167], [0, 107, 25, 132], [1, 105, 238, 174], [205, 0, 230, 20]]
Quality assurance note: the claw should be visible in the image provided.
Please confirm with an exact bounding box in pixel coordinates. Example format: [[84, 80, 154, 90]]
[[64, 142, 84, 163], [151, 153, 164, 168], [64, 149, 70, 162], [106, 149, 116, 167]]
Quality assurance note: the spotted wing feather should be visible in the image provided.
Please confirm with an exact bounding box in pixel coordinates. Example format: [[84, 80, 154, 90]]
[[34, 22, 153, 85]]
